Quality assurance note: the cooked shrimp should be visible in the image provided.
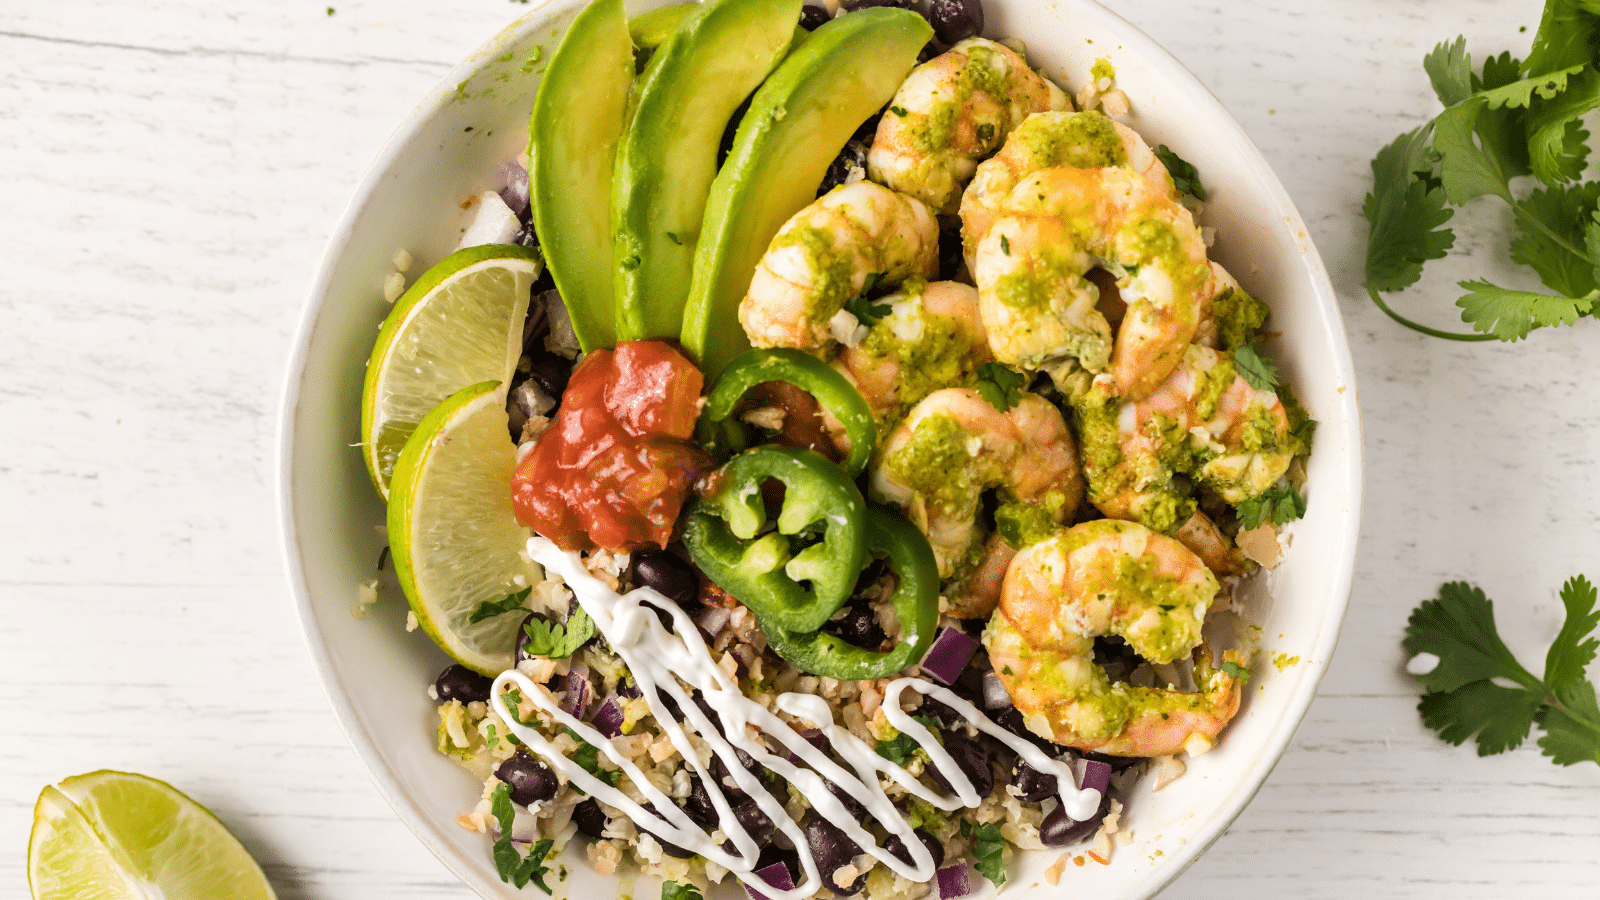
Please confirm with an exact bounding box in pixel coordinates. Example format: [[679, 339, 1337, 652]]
[[971, 165, 1211, 399], [868, 38, 1069, 215], [833, 280, 992, 427], [985, 520, 1241, 756], [871, 387, 1084, 617], [960, 110, 1177, 274], [740, 181, 939, 352]]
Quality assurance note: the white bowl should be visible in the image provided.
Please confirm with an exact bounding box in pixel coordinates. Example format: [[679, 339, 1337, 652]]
[[278, 1, 1362, 898]]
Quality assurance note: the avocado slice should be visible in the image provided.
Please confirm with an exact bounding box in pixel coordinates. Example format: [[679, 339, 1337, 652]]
[[628, 3, 695, 51], [682, 8, 933, 378], [612, 0, 804, 342], [528, 0, 635, 353]]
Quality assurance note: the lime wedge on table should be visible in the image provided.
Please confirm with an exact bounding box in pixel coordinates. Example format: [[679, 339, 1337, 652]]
[[361, 244, 542, 498], [28, 770, 275, 900], [388, 379, 538, 675]]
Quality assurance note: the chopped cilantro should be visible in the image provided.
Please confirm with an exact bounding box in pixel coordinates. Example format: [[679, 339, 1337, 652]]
[[972, 822, 1007, 885], [470, 586, 531, 625], [1153, 144, 1206, 200], [1404, 577, 1600, 765], [564, 727, 623, 791], [1220, 660, 1252, 683], [977, 122, 995, 143], [1232, 342, 1279, 391], [975, 362, 1025, 412], [486, 724, 500, 749], [520, 607, 597, 659], [666, 232, 682, 245], [999, 233, 1011, 256], [843, 272, 889, 325], [890, 105, 909, 117], [662, 881, 703, 900], [490, 783, 556, 892], [1234, 483, 1305, 530], [874, 715, 937, 765]]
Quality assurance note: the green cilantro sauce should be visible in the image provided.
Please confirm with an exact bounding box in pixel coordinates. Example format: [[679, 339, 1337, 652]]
[[1211, 285, 1270, 351], [1013, 110, 1127, 169], [881, 414, 982, 516], [770, 225, 855, 324]]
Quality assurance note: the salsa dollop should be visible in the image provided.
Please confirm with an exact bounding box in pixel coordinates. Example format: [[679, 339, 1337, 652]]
[[512, 340, 709, 551]]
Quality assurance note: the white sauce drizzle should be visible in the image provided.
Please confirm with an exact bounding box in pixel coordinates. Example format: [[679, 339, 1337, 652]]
[[492, 537, 1102, 899]]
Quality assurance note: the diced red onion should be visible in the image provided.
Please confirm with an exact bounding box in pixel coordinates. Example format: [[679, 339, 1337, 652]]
[[920, 626, 980, 685], [558, 665, 591, 717], [730, 643, 758, 669], [936, 864, 972, 899], [745, 861, 795, 900], [693, 605, 731, 637], [498, 160, 530, 218], [1079, 758, 1113, 795], [592, 693, 625, 738], [980, 671, 1012, 710]]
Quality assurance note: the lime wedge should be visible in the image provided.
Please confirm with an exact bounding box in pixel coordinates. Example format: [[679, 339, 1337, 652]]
[[388, 380, 538, 674], [28, 771, 275, 900], [361, 243, 542, 498]]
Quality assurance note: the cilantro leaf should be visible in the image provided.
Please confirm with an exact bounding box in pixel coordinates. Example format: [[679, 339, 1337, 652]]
[[490, 783, 556, 892], [1509, 183, 1600, 296], [520, 607, 596, 659], [1220, 660, 1252, 683], [1234, 483, 1305, 530], [1525, 67, 1600, 184], [1433, 98, 1524, 204], [874, 715, 937, 765], [662, 881, 704, 900], [1152, 145, 1206, 200], [1455, 280, 1597, 341], [843, 272, 889, 325], [1232, 342, 1279, 391], [1404, 577, 1600, 767], [1418, 679, 1542, 755], [1538, 680, 1600, 766], [470, 587, 531, 625], [1545, 576, 1600, 692], [1404, 582, 1540, 694], [1363, 125, 1456, 293], [563, 727, 622, 791], [974, 362, 1025, 412], [971, 822, 1007, 886], [1423, 36, 1473, 107]]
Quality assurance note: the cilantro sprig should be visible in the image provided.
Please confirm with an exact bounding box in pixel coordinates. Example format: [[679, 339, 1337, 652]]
[[490, 782, 556, 892], [1235, 483, 1305, 530], [470, 586, 531, 625], [1362, 0, 1600, 342], [873, 715, 937, 765], [1403, 577, 1600, 766], [1232, 342, 1279, 391], [520, 607, 596, 659], [974, 362, 1025, 412], [971, 821, 1007, 886], [662, 882, 704, 900], [843, 272, 889, 326], [1153, 144, 1206, 200]]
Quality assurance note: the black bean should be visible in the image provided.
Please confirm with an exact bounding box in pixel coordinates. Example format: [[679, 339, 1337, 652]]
[[817, 139, 871, 197], [826, 780, 868, 819], [927, 731, 994, 798], [928, 0, 983, 45], [732, 797, 776, 845], [1039, 790, 1113, 847], [1010, 759, 1058, 803], [495, 752, 559, 806], [435, 664, 492, 704], [681, 775, 720, 829], [884, 828, 944, 869], [632, 548, 700, 609], [522, 349, 572, 406], [806, 818, 866, 894], [992, 707, 1059, 753], [798, 3, 830, 29], [916, 696, 965, 727], [639, 803, 697, 858], [821, 603, 886, 650], [572, 798, 607, 838]]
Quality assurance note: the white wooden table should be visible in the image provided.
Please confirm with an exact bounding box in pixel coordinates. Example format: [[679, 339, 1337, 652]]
[[4, 1, 1598, 898]]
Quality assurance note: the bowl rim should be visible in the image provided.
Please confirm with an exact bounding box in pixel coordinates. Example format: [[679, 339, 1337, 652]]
[[276, 0, 1363, 897]]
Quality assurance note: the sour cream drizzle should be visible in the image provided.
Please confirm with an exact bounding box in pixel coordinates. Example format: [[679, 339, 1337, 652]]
[[492, 538, 1101, 899]]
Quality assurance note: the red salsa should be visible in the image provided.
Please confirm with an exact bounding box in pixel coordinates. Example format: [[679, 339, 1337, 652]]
[[512, 340, 709, 551]]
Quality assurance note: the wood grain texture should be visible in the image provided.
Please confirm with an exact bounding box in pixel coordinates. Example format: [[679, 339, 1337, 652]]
[[3, 1, 1597, 899]]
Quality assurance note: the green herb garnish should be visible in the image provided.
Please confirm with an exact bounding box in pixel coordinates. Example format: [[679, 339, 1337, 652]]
[[1153, 144, 1206, 200], [975, 362, 1025, 412], [1404, 577, 1600, 765], [662, 881, 704, 900], [490, 783, 556, 892], [1232, 342, 1279, 391], [469, 586, 531, 624], [520, 607, 596, 659], [972, 822, 1007, 885], [1235, 483, 1305, 530], [1362, 1, 1600, 341]]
